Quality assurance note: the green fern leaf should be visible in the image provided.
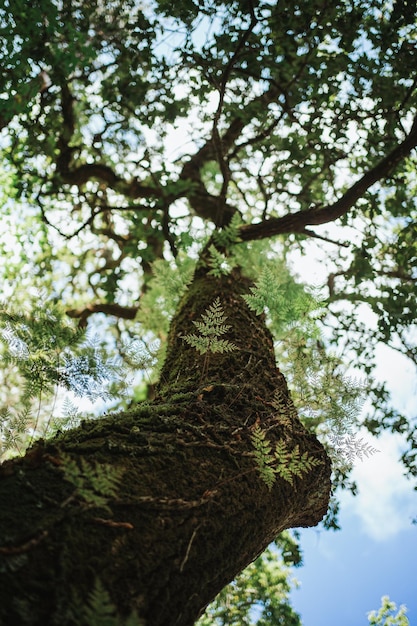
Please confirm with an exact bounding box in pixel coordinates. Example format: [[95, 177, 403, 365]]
[[207, 245, 233, 277], [181, 298, 237, 355], [251, 425, 276, 489], [212, 213, 242, 248]]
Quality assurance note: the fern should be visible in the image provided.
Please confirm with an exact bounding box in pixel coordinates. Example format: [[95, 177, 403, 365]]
[[83, 579, 119, 626], [275, 441, 320, 485], [251, 425, 321, 489], [207, 244, 233, 277], [284, 344, 377, 468], [271, 388, 298, 428], [73, 579, 142, 626], [47, 398, 82, 436], [182, 298, 237, 355], [243, 266, 324, 338], [250, 425, 276, 489], [0, 405, 33, 455], [137, 255, 195, 342], [60, 454, 124, 511], [0, 297, 146, 459], [212, 213, 242, 248], [181, 298, 237, 379], [327, 433, 379, 464]]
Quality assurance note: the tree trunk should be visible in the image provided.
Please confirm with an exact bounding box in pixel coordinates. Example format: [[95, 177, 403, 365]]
[[0, 266, 331, 626]]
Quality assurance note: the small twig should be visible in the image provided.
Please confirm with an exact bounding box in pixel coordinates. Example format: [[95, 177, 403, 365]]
[[301, 228, 350, 247], [91, 517, 134, 530], [180, 525, 200, 572], [0, 530, 48, 556]]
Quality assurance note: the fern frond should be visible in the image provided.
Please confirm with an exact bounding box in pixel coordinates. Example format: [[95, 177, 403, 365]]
[[60, 454, 124, 510], [197, 298, 230, 333], [243, 266, 324, 336], [212, 213, 242, 248], [80, 578, 140, 626], [181, 298, 237, 356], [207, 245, 233, 277], [327, 433, 379, 464], [251, 426, 321, 489], [83, 579, 118, 626], [251, 425, 276, 489], [271, 388, 297, 427], [275, 441, 321, 485]]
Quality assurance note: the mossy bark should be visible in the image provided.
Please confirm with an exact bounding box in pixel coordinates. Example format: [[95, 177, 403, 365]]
[[0, 267, 331, 626]]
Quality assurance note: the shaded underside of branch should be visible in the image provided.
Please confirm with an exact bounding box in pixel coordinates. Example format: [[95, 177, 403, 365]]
[[66, 303, 139, 328]]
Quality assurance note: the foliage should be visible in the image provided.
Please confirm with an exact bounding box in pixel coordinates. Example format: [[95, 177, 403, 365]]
[[59, 454, 124, 511], [198, 541, 301, 626], [181, 297, 237, 355], [136, 254, 196, 341], [285, 345, 380, 468], [212, 213, 243, 249], [368, 596, 409, 626], [251, 425, 321, 489], [1, 0, 417, 621], [181, 297, 237, 377], [74, 579, 142, 626], [0, 296, 143, 458], [207, 244, 234, 277], [243, 266, 324, 339], [244, 271, 377, 468]]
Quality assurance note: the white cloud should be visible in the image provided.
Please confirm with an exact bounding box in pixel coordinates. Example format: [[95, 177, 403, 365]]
[[340, 431, 416, 541]]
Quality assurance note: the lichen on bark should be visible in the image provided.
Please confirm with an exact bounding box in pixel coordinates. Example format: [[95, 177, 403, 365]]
[[0, 265, 331, 626]]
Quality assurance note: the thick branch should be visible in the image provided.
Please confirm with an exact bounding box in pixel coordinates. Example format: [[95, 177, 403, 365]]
[[66, 303, 139, 328], [239, 115, 417, 241]]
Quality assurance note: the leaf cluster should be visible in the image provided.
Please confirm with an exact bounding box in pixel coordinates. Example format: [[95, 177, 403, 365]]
[[72, 578, 142, 626], [0, 297, 141, 458], [368, 596, 409, 626], [60, 454, 124, 511], [251, 425, 321, 490], [181, 297, 237, 356], [243, 266, 324, 338], [198, 542, 301, 626], [137, 255, 195, 340]]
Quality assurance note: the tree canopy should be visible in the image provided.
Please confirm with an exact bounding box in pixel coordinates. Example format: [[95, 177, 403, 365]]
[[0, 0, 416, 624]]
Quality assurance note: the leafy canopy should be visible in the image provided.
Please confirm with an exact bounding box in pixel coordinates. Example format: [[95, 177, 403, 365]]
[[1, 0, 417, 623]]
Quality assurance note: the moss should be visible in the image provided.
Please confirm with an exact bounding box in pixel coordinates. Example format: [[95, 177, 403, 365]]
[[0, 266, 331, 625]]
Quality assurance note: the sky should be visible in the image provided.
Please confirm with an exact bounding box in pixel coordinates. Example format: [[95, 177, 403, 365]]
[[291, 434, 417, 625], [289, 310, 417, 625]]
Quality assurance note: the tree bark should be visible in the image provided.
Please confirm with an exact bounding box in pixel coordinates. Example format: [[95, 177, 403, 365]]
[[0, 266, 331, 626]]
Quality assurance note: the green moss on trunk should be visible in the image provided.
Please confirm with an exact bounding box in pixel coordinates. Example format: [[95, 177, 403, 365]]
[[0, 267, 331, 625]]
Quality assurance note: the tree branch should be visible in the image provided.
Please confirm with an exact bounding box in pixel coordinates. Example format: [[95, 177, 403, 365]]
[[66, 303, 138, 328], [239, 115, 417, 241]]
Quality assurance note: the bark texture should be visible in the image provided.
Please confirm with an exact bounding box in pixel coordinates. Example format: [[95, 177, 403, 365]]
[[0, 267, 331, 626]]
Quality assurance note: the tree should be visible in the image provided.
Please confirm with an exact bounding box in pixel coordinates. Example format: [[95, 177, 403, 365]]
[[368, 596, 410, 626], [0, 0, 416, 624]]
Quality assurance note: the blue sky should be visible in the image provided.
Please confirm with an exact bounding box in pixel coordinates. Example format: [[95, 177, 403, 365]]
[[289, 342, 417, 625], [287, 236, 417, 625], [291, 509, 417, 625]]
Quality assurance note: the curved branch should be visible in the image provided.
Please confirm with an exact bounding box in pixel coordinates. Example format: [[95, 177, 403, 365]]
[[66, 303, 138, 328], [239, 115, 417, 241]]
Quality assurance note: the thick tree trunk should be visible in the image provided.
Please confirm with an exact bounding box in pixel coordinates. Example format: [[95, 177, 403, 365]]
[[0, 267, 331, 626]]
